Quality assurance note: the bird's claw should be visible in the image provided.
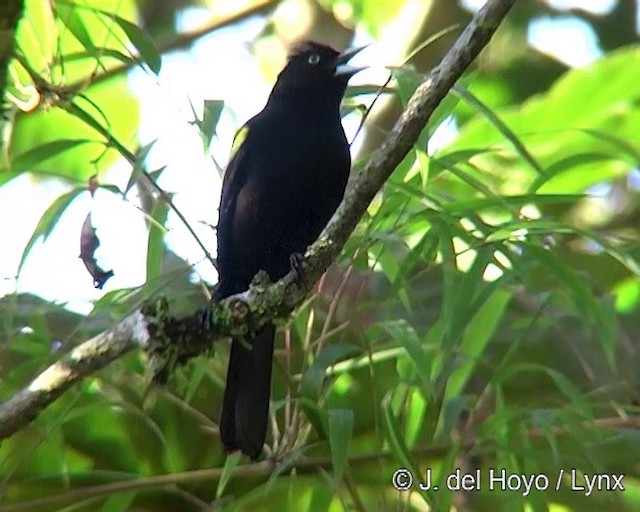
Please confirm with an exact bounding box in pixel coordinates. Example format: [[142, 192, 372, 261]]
[[201, 303, 212, 330], [289, 252, 305, 287]]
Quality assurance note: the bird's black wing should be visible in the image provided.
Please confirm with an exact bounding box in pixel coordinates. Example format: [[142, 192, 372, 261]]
[[215, 114, 277, 459], [215, 117, 259, 300]]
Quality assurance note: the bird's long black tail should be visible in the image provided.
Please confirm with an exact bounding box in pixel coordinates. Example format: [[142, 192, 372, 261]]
[[220, 323, 275, 459]]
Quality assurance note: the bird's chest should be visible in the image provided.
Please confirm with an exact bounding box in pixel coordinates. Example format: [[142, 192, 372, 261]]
[[251, 124, 349, 209]]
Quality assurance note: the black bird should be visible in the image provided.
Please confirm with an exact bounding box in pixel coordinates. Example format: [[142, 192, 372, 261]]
[[215, 41, 364, 459]]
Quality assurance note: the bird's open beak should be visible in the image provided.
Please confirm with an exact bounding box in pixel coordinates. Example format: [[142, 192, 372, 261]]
[[334, 45, 368, 77]]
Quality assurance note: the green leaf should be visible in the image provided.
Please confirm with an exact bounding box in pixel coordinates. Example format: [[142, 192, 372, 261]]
[[429, 214, 458, 340], [307, 486, 333, 512], [201, 99, 225, 151], [8, 77, 139, 181], [529, 152, 615, 192], [124, 140, 156, 195], [18, 188, 86, 274], [56, 3, 98, 55], [182, 359, 208, 404], [10, 139, 95, 174], [453, 84, 544, 175], [146, 198, 169, 281], [504, 363, 592, 418], [63, 48, 134, 66], [446, 288, 511, 398], [100, 491, 138, 512], [112, 16, 162, 74], [300, 343, 359, 401], [298, 397, 329, 438], [430, 157, 499, 200], [392, 65, 422, 107], [381, 392, 428, 505], [522, 243, 600, 325], [444, 247, 497, 347], [100, 491, 137, 512], [580, 128, 640, 164], [327, 409, 353, 484], [404, 386, 427, 447], [216, 452, 242, 498], [443, 193, 583, 214], [450, 47, 640, 196], [383, 320, 432, 392]]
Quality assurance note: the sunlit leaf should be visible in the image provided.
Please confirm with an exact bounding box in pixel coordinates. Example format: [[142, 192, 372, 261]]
[[18, 187, 86, 274], [112, 15, 162, 74], [9, 139, 95, 175], [146, 197, 170, 281]]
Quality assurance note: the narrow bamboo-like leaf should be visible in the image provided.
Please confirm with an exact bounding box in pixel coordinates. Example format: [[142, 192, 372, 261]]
[[201, 99, 225, 151], [298, 397, 328, 438], [216, 452, 242, 498], [397, 226, 435, 280], [184, 359, 208, 403], [446, 288, 511, 398], [392, 66, 422, 107], [404, 387, 427, 447], [581, 128, 640, 164], [381, 393, 429, 505], [453, 84, 544, 175], [300, 343, 359, 401], [327, 409, 353, 484], [112, 16, 162, 74], [146, 198, 169, 281], [523, 243, 599, 324], [382, 392, 413, 471], [64, 3, 160, 73], [100, 491, 136, 512], [376, 246, 399, 282], [444, 247, 496, 348], [18, 188, 85, 274], [429, 214, 458, 342], [10, 139, 94, 174], [505, 363, 592, 418], [430, 157, 500, 202], [125, 140, 156, 195], [444, 193, 583, 214], [585, 230, 640, 279], [62, 48, 133, 65], [383, 320, 432, 391], [56, 3, 98, 54], [434, 147, 497, 165], [529, 152, 614, 192], [307, 487, 333, 512]]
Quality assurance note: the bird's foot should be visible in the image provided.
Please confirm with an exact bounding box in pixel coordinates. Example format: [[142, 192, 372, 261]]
[[201, 283, 222, 330], [289, 252, 305, 288], [201, 294, 219, 331]]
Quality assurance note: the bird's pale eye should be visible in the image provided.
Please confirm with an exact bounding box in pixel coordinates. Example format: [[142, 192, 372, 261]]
[[307, 53, 321, 66]]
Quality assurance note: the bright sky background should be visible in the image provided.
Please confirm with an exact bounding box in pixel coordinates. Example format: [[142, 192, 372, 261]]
[[0, 0, 626, 315]]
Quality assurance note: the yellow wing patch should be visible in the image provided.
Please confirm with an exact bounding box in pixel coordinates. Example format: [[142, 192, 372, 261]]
[[230, 125, 249, 157]]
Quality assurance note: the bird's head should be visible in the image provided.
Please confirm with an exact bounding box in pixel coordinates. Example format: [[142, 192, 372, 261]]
[[269, 41, 366, 104]]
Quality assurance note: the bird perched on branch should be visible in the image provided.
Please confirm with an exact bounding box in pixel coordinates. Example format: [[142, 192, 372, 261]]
[[214, 41, 365, 459]]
